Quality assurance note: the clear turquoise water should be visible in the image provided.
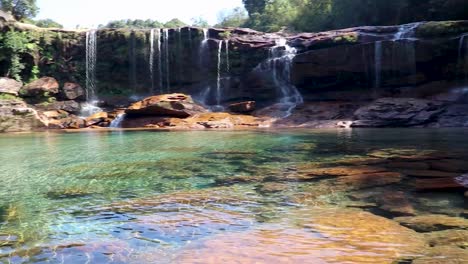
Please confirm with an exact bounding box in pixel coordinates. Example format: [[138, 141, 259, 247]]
[[0, 129, 466, 263]]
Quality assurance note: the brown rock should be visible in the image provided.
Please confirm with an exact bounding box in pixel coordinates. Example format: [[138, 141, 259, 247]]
[[413, 246, 468, 264], [174, 208, 426, 264], [0, 99, 47, 132], [337, 172, 403, 189], [62, 82, 85, 101], [413, 178, 465, 191], [0, 77, 22, 95], [255, 182, 288, 194], [20, 77, 59, 97], [430, 159, 468, 173], [377, 190, 415, 216], [85, 112, 108, 127], [385, 161, 430, 170], [394, 214, 468, 232], [424, 230, 468, 247], [126, 93, 207, 118], [400, 169, 460, 178], [228, 101, 256, 113], [352, 98, 446, 127]]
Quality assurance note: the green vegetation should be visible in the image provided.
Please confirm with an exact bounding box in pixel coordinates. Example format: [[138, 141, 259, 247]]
[[32, 18, 63, 28], [241, 0, 468, 32], [0, 0, 38, 21], [0, 93, 20, 100], [191, 17, 210, 28], [100, 18, 189, 29], [0, 30, 38, 81], [216, 7, 248, 28]]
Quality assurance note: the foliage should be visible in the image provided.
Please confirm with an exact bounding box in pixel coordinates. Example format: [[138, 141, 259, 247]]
[[163, 18, 187, 28], [0, 0, 38, 20], [241, 0, 468, 32], [0, 30, 38, 81], [33, 18, 63, 28], [101, 19, 163, 29], [216, 7, 248, 28], [191, 17, 210, 28], [0, 93, 20, 100]]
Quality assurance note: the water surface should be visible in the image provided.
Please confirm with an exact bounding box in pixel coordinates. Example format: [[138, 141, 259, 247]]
[[0, 129, 466, 263]]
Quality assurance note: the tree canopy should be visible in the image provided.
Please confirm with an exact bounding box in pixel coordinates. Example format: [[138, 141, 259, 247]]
[[241, 0, 468, 33], [0, 0, 38, 21], [216, 7, 248, 28]]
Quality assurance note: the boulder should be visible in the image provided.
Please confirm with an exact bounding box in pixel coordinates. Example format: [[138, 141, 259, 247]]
[[20, 77, 59, 97], [126, 93, 207, 118], [424, 229, 468, 247], [62, 82, 85, 101], [48, 100, 81, 114], [85, 112, 108, 126], [0, 77, 22, 96], [228, 101, 256, 113], [352, 98, 446, 127], [0, 99, 47, 132]]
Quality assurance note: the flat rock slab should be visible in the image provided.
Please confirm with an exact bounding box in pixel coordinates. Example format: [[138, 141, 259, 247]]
[[395, 214, 468, 232]]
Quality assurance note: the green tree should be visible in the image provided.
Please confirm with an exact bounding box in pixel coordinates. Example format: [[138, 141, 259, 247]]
[[33, 18, 63, 28], [216, 7, 248, 28], [0, 0, 38, 21], [242, 0, 267, 15], [191, 17, 210, 28], [101, 19, 163, 29], [163, 18, 187, 28], [0, 30, 38, 81]]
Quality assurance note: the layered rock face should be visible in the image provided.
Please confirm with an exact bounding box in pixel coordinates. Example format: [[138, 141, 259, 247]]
[[0, 20, 467, 131]]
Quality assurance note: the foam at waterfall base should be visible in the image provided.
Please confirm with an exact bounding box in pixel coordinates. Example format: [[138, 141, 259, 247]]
[[80, 101, 103, 117]]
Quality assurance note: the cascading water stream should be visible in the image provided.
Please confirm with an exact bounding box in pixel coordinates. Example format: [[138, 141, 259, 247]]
[[216, 40, 223, 106], [149, 29, 155, 94], [129, 31, 137, 93], [374, 41, 382, 89], [109, 114, 126, 128], [225, 40, 230, 73], [82, 29, 102, 117], [163, 29, 170, 92], [392, 22, 421, 84], [458, 34, 468, 83], [157, 29, 163, 94], [85, 29, 97, 101], [256, 38, 303, 118]]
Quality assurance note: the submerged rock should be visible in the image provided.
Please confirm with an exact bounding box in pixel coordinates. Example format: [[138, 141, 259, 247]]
[[126, 93, 207, 118], [395, 214, 468, 232], [174, 207, 427, 264], [423, 229, 468, 247]]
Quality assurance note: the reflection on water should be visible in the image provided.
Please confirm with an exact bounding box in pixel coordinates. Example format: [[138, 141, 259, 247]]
[[0, 129, 467, 263]]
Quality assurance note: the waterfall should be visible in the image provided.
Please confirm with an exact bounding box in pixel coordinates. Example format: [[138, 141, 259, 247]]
[[392, 22, 421, 84], [149, 29, 155, 94], [109, 114, 126, 128], [157, 29, 163, 94], [129, 31, 137, 93], [225, 40, 230, 73], [85, 29, 97, 101], [459, 34, 468, 83], [177, 28, 183, 89], [374, 41, 382, 89], [199, 28, 209, 66], [256, 38, 303, 118], [163, 29, 170, 92], [216, 40, 223, 106]]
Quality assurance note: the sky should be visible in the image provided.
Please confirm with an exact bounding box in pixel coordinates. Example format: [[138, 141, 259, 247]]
[[36, 0, 244, 29]]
